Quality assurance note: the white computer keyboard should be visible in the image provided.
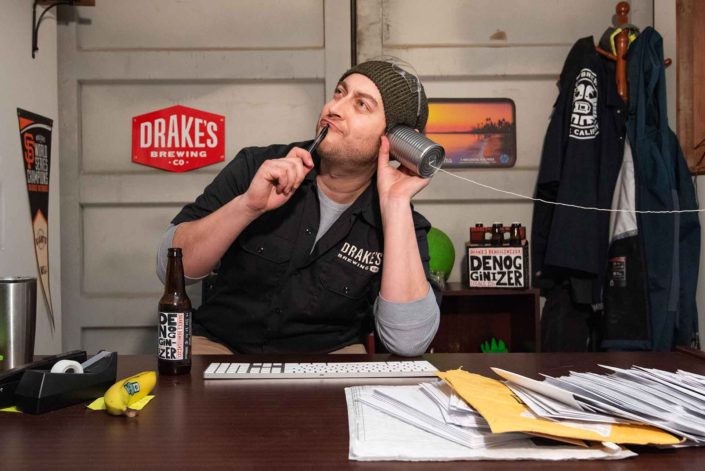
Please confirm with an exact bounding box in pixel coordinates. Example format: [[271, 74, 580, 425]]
[[203, 360, 438, 379]]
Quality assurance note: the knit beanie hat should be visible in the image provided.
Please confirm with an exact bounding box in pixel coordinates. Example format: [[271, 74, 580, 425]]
[[339, 60, 429, 132]]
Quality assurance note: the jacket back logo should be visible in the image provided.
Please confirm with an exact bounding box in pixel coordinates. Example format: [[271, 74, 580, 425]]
[[570, 68, 599, 140], [337, 242, 383, 273]]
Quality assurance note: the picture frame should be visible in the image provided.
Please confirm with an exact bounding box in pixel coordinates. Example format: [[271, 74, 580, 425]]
[[425, 98, 517, 168]]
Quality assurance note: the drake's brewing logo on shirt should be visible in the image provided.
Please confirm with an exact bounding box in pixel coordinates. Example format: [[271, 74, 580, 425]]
[[569, 68, 599, 140], [337, 242, 383, 273], [132, 105, 225, 172], [468, 246, 525, 288]]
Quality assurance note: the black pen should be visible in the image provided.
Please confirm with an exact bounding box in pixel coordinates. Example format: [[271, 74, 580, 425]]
[[307, 125, 329, 154]]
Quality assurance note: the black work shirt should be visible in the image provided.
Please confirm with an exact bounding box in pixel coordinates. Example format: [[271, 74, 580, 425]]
[[172, 141, 439, 353], [531, 36, 627, 305]]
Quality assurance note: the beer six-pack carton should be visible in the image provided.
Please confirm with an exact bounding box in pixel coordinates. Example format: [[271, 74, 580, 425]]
[[466, 223, 529, 289]]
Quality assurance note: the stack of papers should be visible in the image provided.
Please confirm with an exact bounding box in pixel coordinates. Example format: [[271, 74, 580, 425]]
[[493, 368, 630, 424], [534, 366, 705, 444], [437, 369, 681, 446], [345, 383, 636, 461], [420, 382, 488, 428], [356, 383, 524, 448], [345, 364, 705, 461], [492, 365, 705, 444]]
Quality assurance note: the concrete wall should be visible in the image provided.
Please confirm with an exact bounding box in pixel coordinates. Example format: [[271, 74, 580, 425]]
[[0, 0, 62, 354]]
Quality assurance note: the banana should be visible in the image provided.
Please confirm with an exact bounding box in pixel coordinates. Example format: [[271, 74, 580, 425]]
[[103, 371, 157, 417]]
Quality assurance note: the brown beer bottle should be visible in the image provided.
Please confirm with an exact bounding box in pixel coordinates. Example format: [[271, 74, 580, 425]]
[[491, 223, 503, 246], [158, 248, 192, 375], [472, 223, 484, 245], [510, 222, 522, 246]]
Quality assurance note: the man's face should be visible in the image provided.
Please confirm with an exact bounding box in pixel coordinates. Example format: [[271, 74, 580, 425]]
[[315, 73, 386, 170]]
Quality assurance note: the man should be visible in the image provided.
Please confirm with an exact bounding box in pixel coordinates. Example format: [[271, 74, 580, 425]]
[[157, 59, 441, 355]]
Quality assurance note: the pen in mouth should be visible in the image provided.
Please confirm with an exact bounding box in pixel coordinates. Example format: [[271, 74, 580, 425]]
[[307, 125, 329, 154]]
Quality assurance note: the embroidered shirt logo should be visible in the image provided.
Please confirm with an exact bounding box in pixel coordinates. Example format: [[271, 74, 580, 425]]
[[337, 242, 383, 273], [570, 68, 599, 140]]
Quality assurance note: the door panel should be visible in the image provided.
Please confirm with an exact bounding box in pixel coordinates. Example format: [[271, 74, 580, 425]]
[[59, 0, 350, 353]]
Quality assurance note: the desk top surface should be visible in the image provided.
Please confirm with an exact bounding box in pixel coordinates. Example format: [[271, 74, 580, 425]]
[[3, 352, 705, 470]]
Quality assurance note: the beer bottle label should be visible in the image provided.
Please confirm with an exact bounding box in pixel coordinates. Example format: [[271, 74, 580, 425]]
[[158, 311, 191, 361]]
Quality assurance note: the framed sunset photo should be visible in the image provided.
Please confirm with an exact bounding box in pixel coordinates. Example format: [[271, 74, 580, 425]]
[[425, 98, 517, 168]]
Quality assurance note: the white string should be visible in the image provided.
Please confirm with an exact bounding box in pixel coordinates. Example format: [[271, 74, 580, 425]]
[[432, 166, 705, 214]]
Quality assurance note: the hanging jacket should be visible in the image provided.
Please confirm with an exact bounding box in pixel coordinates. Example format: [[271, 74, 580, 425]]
[[603, 137, 651, 350], [620, 27, 701, 351], [532, 37, 627, 307]]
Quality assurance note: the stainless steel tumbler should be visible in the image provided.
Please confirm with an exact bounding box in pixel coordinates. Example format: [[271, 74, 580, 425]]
[[0, 277, 37, 370]]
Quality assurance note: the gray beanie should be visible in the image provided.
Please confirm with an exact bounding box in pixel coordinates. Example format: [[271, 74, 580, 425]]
[[339, 60, 429, 132]]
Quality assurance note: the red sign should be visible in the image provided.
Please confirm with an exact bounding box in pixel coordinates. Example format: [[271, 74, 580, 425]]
[[132, 105, 225, 172]]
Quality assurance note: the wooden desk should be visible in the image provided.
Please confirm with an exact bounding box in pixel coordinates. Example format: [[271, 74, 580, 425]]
[[431, 283, 540, 353], [2, 352, 705, 469]]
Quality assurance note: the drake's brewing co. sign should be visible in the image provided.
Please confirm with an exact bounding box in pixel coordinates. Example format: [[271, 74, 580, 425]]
[[467, 246, 527, 288], [17, 108, 55, 329], [132, 105, 225, 172]]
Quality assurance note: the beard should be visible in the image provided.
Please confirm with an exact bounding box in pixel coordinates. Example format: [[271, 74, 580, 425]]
[[316, 131, 382, 173]]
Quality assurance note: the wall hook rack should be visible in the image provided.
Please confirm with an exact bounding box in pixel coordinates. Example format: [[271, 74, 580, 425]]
[[32, 0, 94, 59]]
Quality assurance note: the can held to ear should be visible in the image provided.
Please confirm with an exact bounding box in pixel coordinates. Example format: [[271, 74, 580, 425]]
[[388, 126, 444, 178], [0, 277, 37, 370]]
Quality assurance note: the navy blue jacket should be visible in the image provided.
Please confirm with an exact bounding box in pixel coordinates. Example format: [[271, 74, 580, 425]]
[[625, 27, 700, 351], [531, 37, 626, 305]]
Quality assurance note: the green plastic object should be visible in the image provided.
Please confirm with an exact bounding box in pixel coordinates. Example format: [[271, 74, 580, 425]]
[[480, 338, 509, 353], [427, 227, 455, 281]]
